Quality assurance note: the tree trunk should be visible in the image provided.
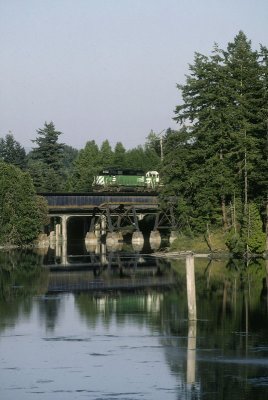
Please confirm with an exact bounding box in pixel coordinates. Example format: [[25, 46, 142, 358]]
[[221, 195, 228, 230], [266, 193, 268, 252]]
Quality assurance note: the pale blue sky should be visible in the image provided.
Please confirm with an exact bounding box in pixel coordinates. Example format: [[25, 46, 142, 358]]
[[0, 0, 267, 150]]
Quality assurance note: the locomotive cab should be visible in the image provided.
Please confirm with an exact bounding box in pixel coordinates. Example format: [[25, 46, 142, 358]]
[[145, 171, 160, 189]]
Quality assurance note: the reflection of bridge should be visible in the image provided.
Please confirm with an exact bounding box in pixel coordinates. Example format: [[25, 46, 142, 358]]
[[40, 192, 178, 252], [45, 252, 176, 293], [47, 276, 176, 293], [43, 250, 158, 269], [44, 253, 197, 387]]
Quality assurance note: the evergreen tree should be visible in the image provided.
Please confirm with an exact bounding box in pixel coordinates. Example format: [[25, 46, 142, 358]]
[[168, 32, 267, 235], [173, 46, 237, 231], [113, 142, 126, 167], [27, 159, 47, 192], [99, 140, 113, 166], [125, 145, 160, 172], [259, 46, 268, 250], [224, 32, 263, 209], [0, 133, 26, 169], [61, 145, 79, 176], [160, 127, 196, 233], [145, 130, 163, 160], [68, 140, 100, 191], [31, 122, 64, 171], [30, 122, 65, 191], [241, 202, 266, 254]]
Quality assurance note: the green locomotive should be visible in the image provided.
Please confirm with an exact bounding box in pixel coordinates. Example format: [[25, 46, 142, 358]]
[[93, 167, 160, 192]]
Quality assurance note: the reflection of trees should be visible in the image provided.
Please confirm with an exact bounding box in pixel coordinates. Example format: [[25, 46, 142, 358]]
[[75, 257, 268, 399], [168, 257, 268, 400], [0, 250, 48, 299], [37, 296, 62, 332], [0, 250, 49, 333]]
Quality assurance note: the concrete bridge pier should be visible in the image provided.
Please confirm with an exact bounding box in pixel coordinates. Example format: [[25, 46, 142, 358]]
[[61, 238, 68, 265], [55, 223, 61, 243], [131, 206, 144, 251], [106, 231, 122, 246], [85, 231, 98, 245], [85, 241, 97, 253], [85, 216, 98, 246], [132, 231, 144, 251], [61, 215, 69, 265], [169, 230, 178, 244], [55, 242, 62, 258], [49, 230, 56, 248], [61, 215, 70, 242], [149, 230, 161, 250]]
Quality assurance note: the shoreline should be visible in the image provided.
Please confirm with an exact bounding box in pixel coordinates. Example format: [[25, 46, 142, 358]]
[[150, 251, 230, 259], [151, 250, 268, 259]]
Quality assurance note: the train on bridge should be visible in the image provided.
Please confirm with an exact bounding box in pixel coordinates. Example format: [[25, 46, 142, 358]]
[[93, 167, 160, 192]]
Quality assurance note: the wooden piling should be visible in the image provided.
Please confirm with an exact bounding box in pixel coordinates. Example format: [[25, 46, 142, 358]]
[[186, 254, 197, 321]]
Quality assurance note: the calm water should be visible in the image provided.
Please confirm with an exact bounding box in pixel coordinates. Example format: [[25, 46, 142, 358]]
[[0, 246, 268, 400]]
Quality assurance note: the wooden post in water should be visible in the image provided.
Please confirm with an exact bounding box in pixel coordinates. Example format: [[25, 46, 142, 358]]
[[186, 254, 197, 321], [187, 320, 197, 384], [186, 254, 197, 384]]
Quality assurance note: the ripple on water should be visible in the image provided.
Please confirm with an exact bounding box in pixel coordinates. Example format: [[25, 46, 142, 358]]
[[101, 391, 146, 400], [43, 336, 91, 342]]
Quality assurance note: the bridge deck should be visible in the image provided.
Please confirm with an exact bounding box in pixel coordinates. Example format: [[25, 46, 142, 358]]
[[40, 192, 159, 212]]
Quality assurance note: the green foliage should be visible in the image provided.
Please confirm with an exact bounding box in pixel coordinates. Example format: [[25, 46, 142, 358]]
[[0, 161, 48, 245], [241, 203, 266, 253], [126, 145, 160, 171], [99, 140, 114, 166], [68, 139, 161, 192], [164, 32, 267, 238], [31, 121, 64, 170], [0, 250, 48, 302], [226, 202, 265, 255], [225, 228, 245, 257], [145, 129, 163, 160], [68, 140, 100, 191], [0, 133, 26, 169], [29, 121, 66, 191], [113, 142, 126, 167]]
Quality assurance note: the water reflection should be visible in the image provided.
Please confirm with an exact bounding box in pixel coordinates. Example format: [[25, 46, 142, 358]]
[[0, 250, 268, 399], [0, 250, 48, 301]]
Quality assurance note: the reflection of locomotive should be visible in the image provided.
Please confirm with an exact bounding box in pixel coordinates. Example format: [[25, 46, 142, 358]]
[[93, 167, 160, 192]]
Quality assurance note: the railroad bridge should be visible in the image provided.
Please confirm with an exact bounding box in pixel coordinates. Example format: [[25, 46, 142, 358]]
[[40, 192, 178, 254]]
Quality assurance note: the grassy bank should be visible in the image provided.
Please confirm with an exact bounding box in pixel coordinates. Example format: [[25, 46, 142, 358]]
[[169, 229, 229, 254]]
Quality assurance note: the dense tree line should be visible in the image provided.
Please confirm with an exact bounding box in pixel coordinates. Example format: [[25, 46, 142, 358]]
[[161, 32, 267, 254], [0, 123, 161, 193]]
